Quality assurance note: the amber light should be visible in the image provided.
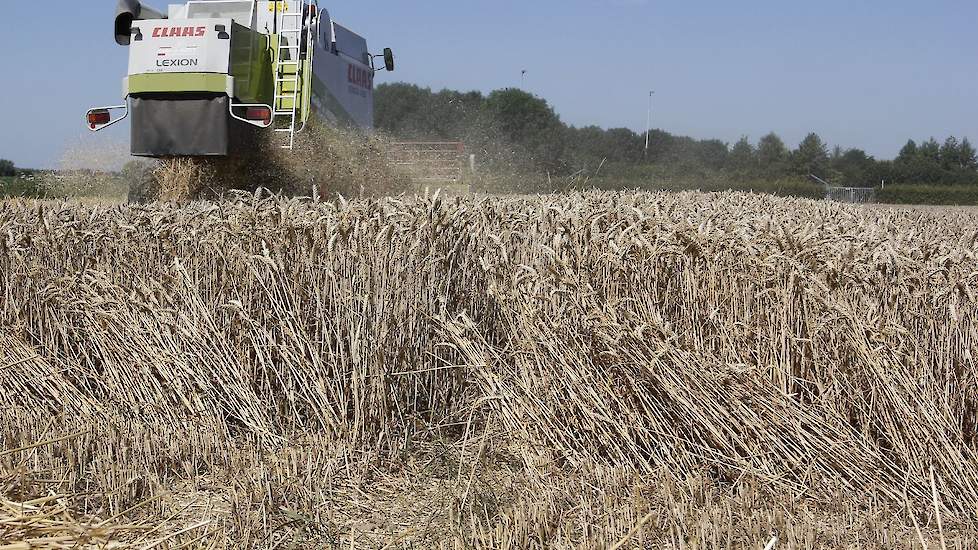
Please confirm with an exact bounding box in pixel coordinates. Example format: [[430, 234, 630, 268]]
[[88, 110, 111, 129]]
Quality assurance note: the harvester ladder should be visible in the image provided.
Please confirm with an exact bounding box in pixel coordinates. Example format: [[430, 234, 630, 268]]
[[272, 6, 305, 149]]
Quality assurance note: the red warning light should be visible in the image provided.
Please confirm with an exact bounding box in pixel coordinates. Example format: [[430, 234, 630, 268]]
[[88, 110, 111, 129], [245, 107, 272, 126]]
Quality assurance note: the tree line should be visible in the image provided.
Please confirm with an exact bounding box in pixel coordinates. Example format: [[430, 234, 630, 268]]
[[0, 159, 16, 178], [375, 83, 978, 187]]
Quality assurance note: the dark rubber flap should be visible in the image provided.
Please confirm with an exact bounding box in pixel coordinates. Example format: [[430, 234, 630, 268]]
[[131, 95, 230, 157]]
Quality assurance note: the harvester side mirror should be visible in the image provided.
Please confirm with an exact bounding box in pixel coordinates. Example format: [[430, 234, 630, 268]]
[[215, 25, 230, 40], [383, 48, 395, 72], [131, 27, 143, 42], [86, 104, 129, 132]]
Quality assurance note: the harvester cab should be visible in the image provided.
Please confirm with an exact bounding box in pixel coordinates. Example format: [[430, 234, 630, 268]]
[[88, 0, 394, 158]]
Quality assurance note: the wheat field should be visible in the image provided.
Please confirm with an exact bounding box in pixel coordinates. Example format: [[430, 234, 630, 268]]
[[1, 190, 977, 548]]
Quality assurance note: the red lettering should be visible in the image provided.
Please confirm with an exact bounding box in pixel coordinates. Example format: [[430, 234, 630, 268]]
[[151, 26, 206, 39], [346, 65, 375, 90]]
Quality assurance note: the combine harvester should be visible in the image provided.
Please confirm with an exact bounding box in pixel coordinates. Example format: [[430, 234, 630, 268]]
[[87, 0, 396, 197]]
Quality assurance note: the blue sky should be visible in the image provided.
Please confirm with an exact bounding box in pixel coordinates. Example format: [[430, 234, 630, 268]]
[[1, 1, 976, 168]]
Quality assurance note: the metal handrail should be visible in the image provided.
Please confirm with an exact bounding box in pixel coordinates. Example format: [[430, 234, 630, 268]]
[[294, 0, 318, 135]]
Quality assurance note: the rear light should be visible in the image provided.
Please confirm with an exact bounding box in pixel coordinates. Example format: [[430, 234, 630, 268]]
[[87, 110, 111, 129], [245, 107, 272, 126]]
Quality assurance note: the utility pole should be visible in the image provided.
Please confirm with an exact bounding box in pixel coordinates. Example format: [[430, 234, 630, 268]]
[[645, 91, 654, 158], [521, 69, 527, 88]]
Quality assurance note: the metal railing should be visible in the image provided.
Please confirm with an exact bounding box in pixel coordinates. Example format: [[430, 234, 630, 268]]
[[809, 174, 877, 204], [824, 186, 877, 204]]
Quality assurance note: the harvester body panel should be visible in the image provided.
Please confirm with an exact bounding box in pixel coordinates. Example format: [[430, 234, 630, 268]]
[[128, 18, 232, 75], [310, 21, 374, 129]]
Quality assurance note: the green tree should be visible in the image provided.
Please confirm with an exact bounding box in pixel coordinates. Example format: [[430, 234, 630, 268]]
[[941, 136, 961, 170], [0, 159, 15, 177], [375, 82, 978, 189], [960, 138, 978, 171], [896, 140, 918, 163], [831, 145, 844, 161], [563, 126, 606, 169], [485, 88, 566, 172], [696, 139, 729, 170], [791, 133, 830, 176], [374, 83, 430, 136], [756, 133, 789, 177], [728, 136, 756, 176], [919, 138, 941, 162], [377, 84, 490, 142], [832, 149, 879, 187], [604, 128, 644, 164], [643, 129, 674, 164], [906, 139, 944, 184]]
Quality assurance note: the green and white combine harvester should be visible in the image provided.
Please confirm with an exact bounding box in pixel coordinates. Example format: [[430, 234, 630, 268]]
[[88, 0, 394, 161]]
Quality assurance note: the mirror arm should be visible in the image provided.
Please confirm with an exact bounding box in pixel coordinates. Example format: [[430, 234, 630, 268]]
[[369, 56, 385, 73], [369, 51, 394, 72]]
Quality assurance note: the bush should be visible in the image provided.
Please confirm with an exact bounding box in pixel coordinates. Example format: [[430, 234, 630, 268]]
[[877, 184, 978, 205], [38, 170, 128, 201], [0, 159, 16, 177], [0, 175, 45, 198]]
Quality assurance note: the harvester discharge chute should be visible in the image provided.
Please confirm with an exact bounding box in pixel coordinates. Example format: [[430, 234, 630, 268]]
[[88, 0, 394, 158]]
